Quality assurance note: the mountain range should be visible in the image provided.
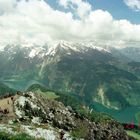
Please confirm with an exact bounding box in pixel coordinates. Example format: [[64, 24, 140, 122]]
[[0, 41, 140, 125]]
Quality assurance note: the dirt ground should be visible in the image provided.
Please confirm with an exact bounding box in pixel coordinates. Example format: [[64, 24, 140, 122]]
[[0, 94, 20, 119]]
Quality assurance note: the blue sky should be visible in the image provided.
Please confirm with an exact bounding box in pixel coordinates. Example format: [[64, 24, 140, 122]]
[[90, 0, 140, 24], [46, 0, 140, 24]]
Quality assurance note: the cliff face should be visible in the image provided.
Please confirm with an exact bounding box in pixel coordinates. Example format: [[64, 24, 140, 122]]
[[0, 92, 135, 140]]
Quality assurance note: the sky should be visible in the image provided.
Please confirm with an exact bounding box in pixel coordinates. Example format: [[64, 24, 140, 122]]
[[47, 0, 140, 24], [0, 0, 140, 47]]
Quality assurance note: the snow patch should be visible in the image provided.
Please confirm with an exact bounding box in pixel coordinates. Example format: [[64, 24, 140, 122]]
[[21, 125, 56, 140], [16, 96, 28, 107], [32, 117, 41, 125], [0, 124, 17, 135]]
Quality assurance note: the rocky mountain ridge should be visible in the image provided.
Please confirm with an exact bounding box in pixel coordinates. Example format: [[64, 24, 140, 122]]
[[0, 91, 135, 140]]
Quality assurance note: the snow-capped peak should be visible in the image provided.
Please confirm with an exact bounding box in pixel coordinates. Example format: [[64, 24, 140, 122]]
[[0, 40, 111, 59], [28, 46, 46, 58], [53, 40, 111, 54]]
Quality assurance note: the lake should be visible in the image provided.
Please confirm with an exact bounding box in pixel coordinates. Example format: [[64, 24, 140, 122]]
[[91, 102, 140, 125]]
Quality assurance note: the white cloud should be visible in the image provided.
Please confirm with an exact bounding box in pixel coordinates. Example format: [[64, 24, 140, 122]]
[[59, 0, 68, 8], [59, 0, 91, 19], [124, 0, 140, 11], [0, 0, 16, 14], [0, 0, 139, 47]]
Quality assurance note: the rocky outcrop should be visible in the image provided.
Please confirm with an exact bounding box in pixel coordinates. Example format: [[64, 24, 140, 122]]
[[11, 92, 135, 140]]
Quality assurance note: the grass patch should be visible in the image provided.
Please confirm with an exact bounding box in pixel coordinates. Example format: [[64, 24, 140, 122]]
[[0, 132, 43, 140], [71, 123, 88, 138], [126, 130, 140, 140], [36, 89, 59, 100], [11, 133, 36, 140]]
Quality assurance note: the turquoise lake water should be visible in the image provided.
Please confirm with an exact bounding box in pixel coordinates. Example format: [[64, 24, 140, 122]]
[[92, 102, 140, 125]]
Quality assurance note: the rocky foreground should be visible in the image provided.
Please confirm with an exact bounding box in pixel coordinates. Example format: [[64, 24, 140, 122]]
[[0, 92, 136, 140]]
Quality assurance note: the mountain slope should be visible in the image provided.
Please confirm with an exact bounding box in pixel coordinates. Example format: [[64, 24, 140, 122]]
[[0, 83, 16, 96], [0, 91, 135, 140], [0, 41, 140, 110], [120, 47, 140, 62], [39, 42, 140, 110]]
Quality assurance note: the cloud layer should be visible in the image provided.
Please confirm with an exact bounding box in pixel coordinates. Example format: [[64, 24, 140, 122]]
[[124, 0, 140, 11], [0, 0, 140, 47], [59, 0, 91, 19]]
